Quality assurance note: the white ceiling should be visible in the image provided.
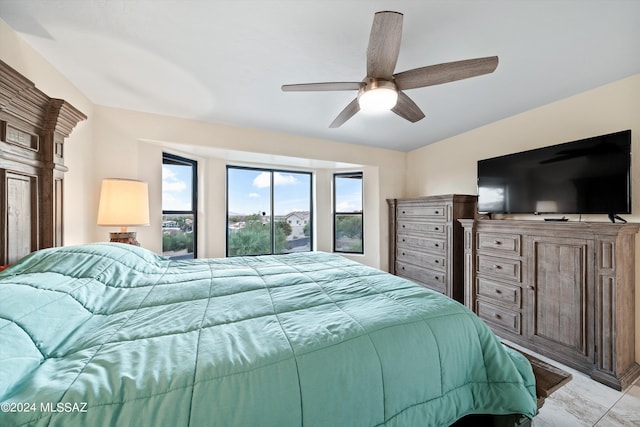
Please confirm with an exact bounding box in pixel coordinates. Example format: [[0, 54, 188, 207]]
[[2, 0, 639, 152]]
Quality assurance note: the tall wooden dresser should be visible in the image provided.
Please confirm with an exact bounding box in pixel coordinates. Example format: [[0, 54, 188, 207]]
[[387, 195, 477, 302]]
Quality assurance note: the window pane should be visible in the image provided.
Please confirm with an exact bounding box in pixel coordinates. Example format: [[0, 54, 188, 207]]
[[335, 174, 362, 213], [162, 163, 193, 211], [162, 214, 195, 258], [334, 172, 363, 254], [334, 214, 363, 253], [273, 172, 311, 254], [162, 153, 197, 259], [227, 168, 272, 256]]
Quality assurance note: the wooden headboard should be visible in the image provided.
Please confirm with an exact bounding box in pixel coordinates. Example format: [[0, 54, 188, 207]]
[[0, 60, 86, 264]]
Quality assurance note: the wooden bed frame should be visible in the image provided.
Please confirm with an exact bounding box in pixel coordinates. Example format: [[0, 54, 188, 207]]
[[0, 60, 85, 265]]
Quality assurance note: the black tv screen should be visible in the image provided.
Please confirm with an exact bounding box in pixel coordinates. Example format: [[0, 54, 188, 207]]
[[477, 130, 631, 215]]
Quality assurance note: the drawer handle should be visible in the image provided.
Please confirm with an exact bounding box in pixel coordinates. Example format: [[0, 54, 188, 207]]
[[527, 285, 535, 290], [434, 227, 440, 231], [402, 252, 405, 256], [402, 238, 406, 242], [495, 289, 502, 294], [402, 210, 406, 214], [402, 266, 405, 270], [494, 240, 502, 245], [434, 276, 439, 281], [402, 225, 406, 228], [493, 264, 502, 270], [435, 260, 439, 264], [434, 243, 440, 248], [435, 210, 440, 214], [494, 313, 502, 320]]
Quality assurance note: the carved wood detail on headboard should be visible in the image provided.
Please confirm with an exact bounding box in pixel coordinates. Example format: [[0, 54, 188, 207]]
[[0, 60, 87, 264]]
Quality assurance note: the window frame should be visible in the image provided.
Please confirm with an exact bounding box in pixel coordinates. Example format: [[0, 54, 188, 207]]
[[333, 171, 364, 254], [226, 165, 313, 257], [162, 152, 198, 259]]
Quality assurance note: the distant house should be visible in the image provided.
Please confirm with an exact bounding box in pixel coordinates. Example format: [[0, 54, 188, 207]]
[[163, 217, 194, 234], [227, 221, 245, 235], [284, 211, 310, 240], [162, 220, 180, 234]]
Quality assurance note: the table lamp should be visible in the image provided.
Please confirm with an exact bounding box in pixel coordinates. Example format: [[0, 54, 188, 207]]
[[97, 178, 150, 246]]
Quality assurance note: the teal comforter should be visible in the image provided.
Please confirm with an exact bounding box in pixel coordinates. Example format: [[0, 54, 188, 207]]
[[0, 243, 536, 426]]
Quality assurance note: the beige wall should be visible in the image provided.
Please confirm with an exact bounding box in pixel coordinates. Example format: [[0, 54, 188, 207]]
[[406, 73, 640, 360], [406, 74, 640, 201], [0, 18, 96, 246]]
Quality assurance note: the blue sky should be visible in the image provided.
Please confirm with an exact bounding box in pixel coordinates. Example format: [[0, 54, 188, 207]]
[[162, 163, 192, 211], [163, 165, 362, 216], [335, 175, 363, 212], [227, 169, 311, 216]]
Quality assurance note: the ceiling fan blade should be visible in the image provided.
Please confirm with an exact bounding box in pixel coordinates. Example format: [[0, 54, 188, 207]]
[[367, 11, 403, 80], [392, 91, 425, 123], [282, 82, 363, 92], [394, 56, 499, 91], [329, 98, 360, 128]]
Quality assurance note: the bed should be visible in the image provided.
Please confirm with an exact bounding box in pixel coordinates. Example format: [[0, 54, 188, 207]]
[[0, 243, 536, 426]]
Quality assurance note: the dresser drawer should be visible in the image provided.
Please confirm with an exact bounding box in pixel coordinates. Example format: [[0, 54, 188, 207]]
[[477, 232, 521, 256], [476, 301, 521, 335], [397, 248, 446, 272], [477, 255, 522, 283], [397, 204, 447, 220], [397, 234, 446, 254], [397, 220, 446, 235], [396, 261, 446, 293], [476, 277, 521, 308]]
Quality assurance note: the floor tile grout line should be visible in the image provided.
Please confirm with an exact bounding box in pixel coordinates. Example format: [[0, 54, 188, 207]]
[[590, 386, 631, 426]]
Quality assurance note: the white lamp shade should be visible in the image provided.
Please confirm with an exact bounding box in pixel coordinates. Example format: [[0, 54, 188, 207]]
[[97, 179, 150, 226], [358, 87, 398, 112]]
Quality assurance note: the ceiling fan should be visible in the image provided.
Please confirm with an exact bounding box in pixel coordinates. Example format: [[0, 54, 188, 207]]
[[281, 11, 499, 128]]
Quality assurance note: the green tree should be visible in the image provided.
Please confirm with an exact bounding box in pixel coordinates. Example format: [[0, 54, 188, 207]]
[[228, 217, 287, 256], [276, 220, 292, 237], [335, 215, 362, 239], [228, 220, 270, 256], [162, 232, 194, 253]]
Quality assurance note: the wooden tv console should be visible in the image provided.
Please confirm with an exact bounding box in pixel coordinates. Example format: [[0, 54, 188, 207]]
[[459, 219, 639, 390]]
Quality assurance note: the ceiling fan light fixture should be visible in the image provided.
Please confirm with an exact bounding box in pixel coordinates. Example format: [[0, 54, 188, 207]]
[[358, 79, 398, 113]]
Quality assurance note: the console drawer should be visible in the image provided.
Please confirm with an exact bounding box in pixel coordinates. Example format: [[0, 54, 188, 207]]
[[477, 255, 522, 283], [476, 301, 521, 335], [476, 277, 521, 308], [477, 232, 521, 256]]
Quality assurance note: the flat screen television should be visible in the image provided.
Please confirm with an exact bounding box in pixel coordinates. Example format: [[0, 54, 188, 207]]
[[477, 130, 631, 215]]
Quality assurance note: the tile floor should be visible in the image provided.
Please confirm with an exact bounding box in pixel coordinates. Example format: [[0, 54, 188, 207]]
[[508, 343, 640, 426]]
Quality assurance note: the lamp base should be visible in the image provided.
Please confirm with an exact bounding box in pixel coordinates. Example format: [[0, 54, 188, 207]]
[[109, 231, 140, 246]]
